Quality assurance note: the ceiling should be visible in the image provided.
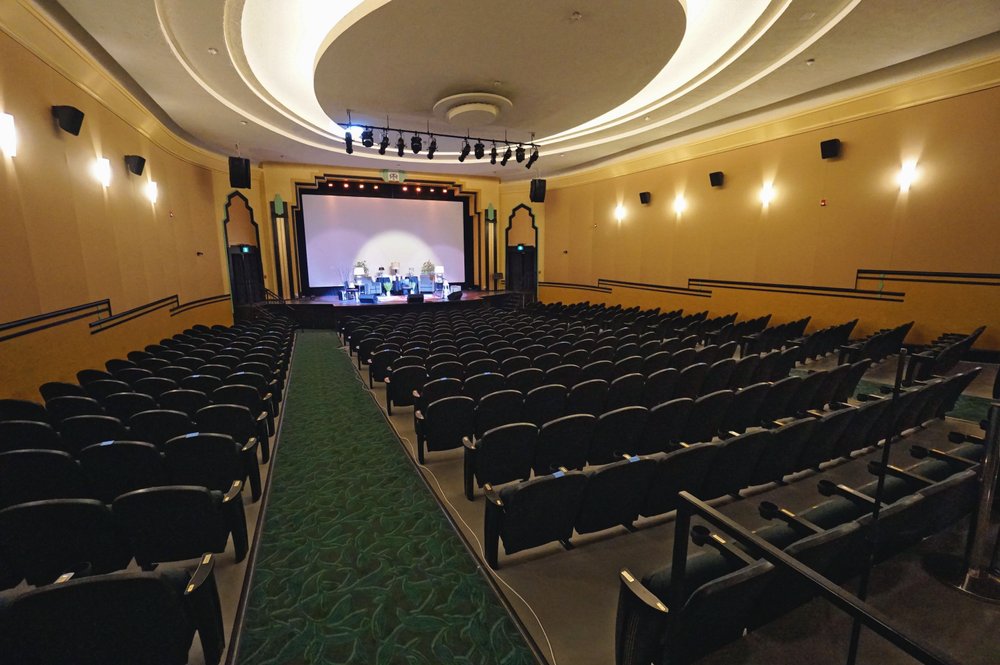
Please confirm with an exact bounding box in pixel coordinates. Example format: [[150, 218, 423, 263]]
[[37, 0, 1000, 181]]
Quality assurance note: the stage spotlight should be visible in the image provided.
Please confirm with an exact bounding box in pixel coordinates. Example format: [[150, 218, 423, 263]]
[[490, 144, 498, 165], [525, 146, 539, 169], [427, 136, 437, 159], [361, 128, 374, 148], [345, 131, 353, 154], [515, 144, 525, 163], [396, 134, 405, 157], [411, 134, 422, 154], [500, 145, 512, 166], [474, 141, 485, 160], [459, 140, 471, 162], [378, 132, 389, 155]]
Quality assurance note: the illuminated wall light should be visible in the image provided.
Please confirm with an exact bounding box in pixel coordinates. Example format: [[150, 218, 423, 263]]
[[93, 157, 112, 187], [760, 182, 776, 206], [897, 159, 918, 192], [145, 180, 158, 204], [673, 194, 687, 215], [614, 204, 626, 222], [0, 113, 16, 157], [415, 186, 422, 193]]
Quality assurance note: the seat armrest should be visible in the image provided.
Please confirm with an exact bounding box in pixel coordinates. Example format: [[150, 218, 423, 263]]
[[619, 569, 669, 613], [223, 480, 243, 503], [184, 554, 225, 665], [758, 501, 823, 536], [462, 436, 478, 450], [691, 525, 757, 566], [817, 479, 878, 508], [186, 553, 216, 593], [867, 461, 933, 488], [483, 484, 503, 507], [910, 445, 980, 469], [241, 436, 259, 454]]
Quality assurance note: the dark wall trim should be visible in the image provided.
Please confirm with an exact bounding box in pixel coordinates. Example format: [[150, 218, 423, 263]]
[[171, 294, 232, 316], [688, 277, 905, 302], [598, 278, 712, 298], [856, 269, 1000, 289], [90, 296, 177, 333], [538, 281, 612, 294]]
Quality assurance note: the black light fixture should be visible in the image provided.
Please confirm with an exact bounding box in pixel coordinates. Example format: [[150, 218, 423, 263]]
[[474, 141, 485, 160], [396, 133, 405, 157], [490, 143, 498, 165], [410, 133, 422, 154], [378, 132, 390, 155], [515, 144, 525, 163], [344, 130, 353, 154], [427, 136, 437, 159], [124, 154, 146, 176], [500, 145, 512, 166], [525, 146, 539, 169], [52, 105, 85, 135], [361, 128, 374, 148], [459, 139, 471, 162]]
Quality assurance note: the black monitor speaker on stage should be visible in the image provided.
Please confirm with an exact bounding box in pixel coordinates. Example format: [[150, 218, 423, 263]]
[[447, 290, 462, 301], [407, 293, 424, 303]]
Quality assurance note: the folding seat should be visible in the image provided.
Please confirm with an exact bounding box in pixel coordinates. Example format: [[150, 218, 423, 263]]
[[113, 367, 156, 387], [639, 443, 719, 517], [366, 348, 398, 387], [750, 417, 817, 485], [128, 350, 154, 363], [211, 354, 242, 370], [156, 389, 208, 419], [385, 364, 427, 415], [563, 348, 590, 366], [782, 369, 828, 417], [770, 346, 800, 379], [465, 357, 500, 376], [164, 432, 260, 501], [490, 346, 520, 364], [607, 372, 645, 410], [548, 340, 574, 358], [755, 375, 802, 425], [674, 362, 709, 399], [133, 375, 180, 399], [416, 395, 475, 464], [533, 352, 562, 371], [102, 391, 158, 422], [642, 368, 679, 408], [174, 356, 204, 372], [641, 350, 672, 376], [589, 345, 615, 363], [188, 348, 216, 362], [677, 390, 734, 445], [639, 398, 693, 454], [84, 379, 132, 401], [0, 497, 134, 586], [129, 409, 196, 450], [615, 342, 641, 361], [794, 406, 855, 472], [750, 350, 781, 384], [77, 368, 115, 385], [212, 384, 272, 447], [575, 456, 657, 534], [391, 354, 426, 370], [426, 351, 458, 369], [463, 422, 538, 500], [484, 469, 588, 569], [668, 347, 697, 370], [3, 556, 226, 665], [426, 359, 462, 380], [498, 355, 530, 375], [565, 379, 608, 417], [413, 377, 463, 435], [139, 357, 173, 374], [155, 365, 191, 383], [532, 413, 594, 475], [0, 398, 50, 423], [520, 343, 546, 359], [523, 384, 568, 428], [462, 371, 506, 403], [0, 419, 64, 453], [474, 390, 525, 439], [196, 364, 230, 382], [39, 381, 88, 402], [698, 429, 770, 500], [0, 449, 91, 508], [728, 353, 760, 389], [699, 358, 736, 395], [716, 381, 767, 435], [496, 367, 538, 395], [579, 359, 614, 384], [79, 440, 168, 503], [114, 483, 248, 567], [915, 468, 979, 535], [613, 355, 643, 379], [45, 395, 104, 424], [59, 414, 128, 454], [809, 362, 851, 410], [589, 406, 649, 464]]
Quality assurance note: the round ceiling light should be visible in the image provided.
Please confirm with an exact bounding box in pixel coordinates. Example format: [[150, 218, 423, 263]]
[[433, 92, 513, 128]]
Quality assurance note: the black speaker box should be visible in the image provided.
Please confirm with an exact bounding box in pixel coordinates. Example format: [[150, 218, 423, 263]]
[[407, 293, 424, 303], [52, 106, 85, 136], [446, 291, 463, 301], [529, 178, 546, 203], [820, 138, 842, 159], [124, 155, 146, 176], [709, 171, 725, 188], [639, 191, 651, 205], [228, 156, 251, 189]]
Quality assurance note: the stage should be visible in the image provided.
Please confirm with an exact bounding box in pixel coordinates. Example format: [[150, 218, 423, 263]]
[[258, 290, 517, 328]]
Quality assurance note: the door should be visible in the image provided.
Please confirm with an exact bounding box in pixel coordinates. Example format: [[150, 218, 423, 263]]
[[505, 245, 537, 295], [229, 245, 265, 306]]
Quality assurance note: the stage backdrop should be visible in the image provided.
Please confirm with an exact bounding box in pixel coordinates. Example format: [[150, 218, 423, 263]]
[[301, 195, 466, 286]]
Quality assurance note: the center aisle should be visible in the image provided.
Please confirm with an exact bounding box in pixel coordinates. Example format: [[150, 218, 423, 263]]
[[236, 330, 536, 664]]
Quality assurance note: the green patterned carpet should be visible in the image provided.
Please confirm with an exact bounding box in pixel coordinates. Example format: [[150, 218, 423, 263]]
[[237, 331, 536, 665]]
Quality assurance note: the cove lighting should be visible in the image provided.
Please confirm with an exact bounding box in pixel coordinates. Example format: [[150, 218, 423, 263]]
[[93, 157, 112, 187], [615, 204, 626, 222], [145, 181, 159, 204], [897, 159, 918, 192], [760, 182, 775, 206], [0, 113, 16, 157], [673, 194, 687, 214]]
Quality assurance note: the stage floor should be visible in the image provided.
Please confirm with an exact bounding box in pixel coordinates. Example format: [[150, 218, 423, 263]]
[[265, 291, 513, 327], [284, 290, 503, 307]]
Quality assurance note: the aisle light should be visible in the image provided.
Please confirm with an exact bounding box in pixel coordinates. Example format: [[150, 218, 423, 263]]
[[93, 157, 112, 187], [0, 113, 16, 157], [897, 159, 918, 192]]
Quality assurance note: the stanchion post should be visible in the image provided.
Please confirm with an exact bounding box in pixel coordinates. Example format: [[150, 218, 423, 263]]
[[959, 401, 1000, 601]]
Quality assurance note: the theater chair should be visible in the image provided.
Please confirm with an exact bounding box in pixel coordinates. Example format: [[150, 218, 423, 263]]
[[532, 414, 594, 475], [0, 449, 91, 509], [79, 440, 169, 504], [1, 554, 225, 665], [163, 432, 261, 502], [575, 456, 657, 535], [416, 395, 474, 464], [0, 419, 64, 453], [463, 423, 537, 500]]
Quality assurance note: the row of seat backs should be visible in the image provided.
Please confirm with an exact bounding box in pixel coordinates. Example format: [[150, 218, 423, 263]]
[[838, 321, 914, 364], [741, 316, 812, 356], [788, 318, 859, 361], [906, 325, 986, 384]]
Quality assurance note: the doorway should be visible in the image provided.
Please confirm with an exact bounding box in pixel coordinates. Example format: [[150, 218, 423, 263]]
[[229, 245, 265, 306], [505, 245, 537, 294]]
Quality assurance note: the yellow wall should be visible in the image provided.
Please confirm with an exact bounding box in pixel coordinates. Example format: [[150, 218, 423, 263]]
[[539, 60, 1000, 349], [0, 4, 235, 399]]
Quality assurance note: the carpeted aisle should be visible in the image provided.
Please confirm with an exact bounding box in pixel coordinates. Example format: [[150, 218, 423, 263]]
[[236, 331, 535, 665]]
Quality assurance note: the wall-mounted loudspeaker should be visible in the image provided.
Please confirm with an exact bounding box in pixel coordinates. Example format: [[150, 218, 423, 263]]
[[820, 138, 842, 159], [529, 178, 546, 203], [639, 191, 651, 205], [228, 156, 251, 189], [124, 155, 146, 176], [709, 171, 724, 187], [52, 106, 85, 136]]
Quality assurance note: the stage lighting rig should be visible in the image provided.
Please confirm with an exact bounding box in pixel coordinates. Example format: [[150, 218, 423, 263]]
[[515, 144, 525, 163], [459, 139, 471, 162], [500, 145, 512, 166], [396, 134, 405, 157], [474, 141, 485, 160], [525, 146, 539, 169], [427, 136, 437, 159], [361, 128, 374, 148], [344, 131, 353, 154], [378, 132, 389, 155], [490, 144, 498, 165], [411, 134, 422, 154]]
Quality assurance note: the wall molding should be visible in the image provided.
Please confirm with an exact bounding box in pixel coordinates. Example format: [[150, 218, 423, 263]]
[[855, 269, 1000, 289], [538, 281, 611, 294], [687, 277, 905, 302], [598, 278, 712, 298]]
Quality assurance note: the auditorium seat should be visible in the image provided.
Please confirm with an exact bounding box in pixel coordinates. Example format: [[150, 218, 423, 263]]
[[135, 376, 181, 398], [783, 369, 828, 416], [607, 373, 645, 410], [638, 398, 693, 454], [45, 395, 104, 424], [639, 444, 718, 518], [0, 449, 91, 508], [565, 379, 608, 417], [158, 389, 210, 419], [467, 357, 501, 375], [102, 391, 158, 422], [0, 420, 63, 453], [463, 422, 537, 500], [59, 414, 129, 455], [462, 372, 506, 403], [751, 417, 817, 485], [196, 403, 268, 464], [76, 368, 115, 385], [129, 409, 196, 451], [474, 389, 524, 439], [114, 367, 155, 386], [575, 456, 656, 535], [674, 363, 708, 399], [1, 555, 225, 665], [613, 356, 643, 379], [79, 440, 168, 503], [532, 414, 594, 474], [796, 407, 855, 470], [699, 429, 770, 500], [545, 364, 582, 389], [83, 378, 132, 401], [642, 368, 679, 408], [679, 390, 733, 444], [589, 406, 649, 464], [163, 432, 261, 502], [533, 352, 561, 371], [213, 383, 272, 440], [756, 375, 801, 426], [385, 365, 427, 415], [416, 395, 475, 464], [720, 382, 769, 435], [580, 359, 615, 383], [39, 381, 88, 402]]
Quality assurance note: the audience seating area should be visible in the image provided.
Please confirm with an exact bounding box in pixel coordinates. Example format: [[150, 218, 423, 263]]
[[0, 313, 295, 664]]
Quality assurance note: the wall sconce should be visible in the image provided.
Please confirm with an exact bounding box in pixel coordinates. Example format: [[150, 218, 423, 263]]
[[897, 159, 918, 192], [760, 182, 776, 206], [93, 157, 111, 187], [145, 181, 158, 204], [614, 204, 626, 222], [0, 113, 16, 157], [673, 194, 687, 215]]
